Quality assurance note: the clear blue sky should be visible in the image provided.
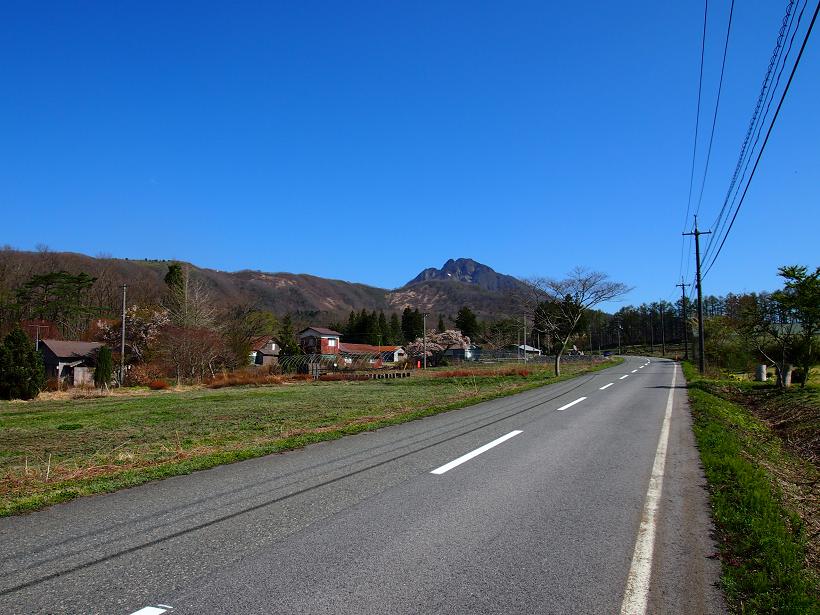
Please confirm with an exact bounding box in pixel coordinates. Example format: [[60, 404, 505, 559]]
[[2, 2, 817, 311]]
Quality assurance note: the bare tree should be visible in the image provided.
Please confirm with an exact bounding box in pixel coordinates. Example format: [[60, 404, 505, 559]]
[[522, 268, 630, 376]]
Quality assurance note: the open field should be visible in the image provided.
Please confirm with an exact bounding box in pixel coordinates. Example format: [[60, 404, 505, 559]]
[[0, 359, 620, 516], [683, 363, 819, 613]]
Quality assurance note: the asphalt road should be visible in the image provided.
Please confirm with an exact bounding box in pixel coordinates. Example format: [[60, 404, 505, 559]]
[[0, 357, 725, 614]]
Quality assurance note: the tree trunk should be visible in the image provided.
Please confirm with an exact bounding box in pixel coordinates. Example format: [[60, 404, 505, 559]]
[[554, 353, 561, 377]]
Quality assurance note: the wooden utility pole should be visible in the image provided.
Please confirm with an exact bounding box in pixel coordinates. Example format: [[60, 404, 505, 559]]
[[676, 281, 690, 360], [120, 284, 127, 385], [683, 218, 711, 373]]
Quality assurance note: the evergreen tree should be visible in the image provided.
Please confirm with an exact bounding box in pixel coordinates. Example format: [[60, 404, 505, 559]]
[[0, 327, 45, 400], [164, 263, 184, 289], [437, 314, 445, 333], [278, 314, 301, 356], [378, 312, 388, 345], [401, 307, 414, 343], [454, 306, 479, 340], [94, 346, 113, 389], [389, 313, 402, 344]]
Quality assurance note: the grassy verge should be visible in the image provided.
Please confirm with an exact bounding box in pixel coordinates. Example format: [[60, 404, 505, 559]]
[[0, 358, 621, 517], [682, 362, 819, 613]]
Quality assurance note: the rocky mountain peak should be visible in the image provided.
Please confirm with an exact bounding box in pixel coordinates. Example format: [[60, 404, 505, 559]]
[[405, 258, 523, 293]]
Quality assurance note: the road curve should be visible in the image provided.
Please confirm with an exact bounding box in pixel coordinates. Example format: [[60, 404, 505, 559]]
[[0, 357, 724, 614]]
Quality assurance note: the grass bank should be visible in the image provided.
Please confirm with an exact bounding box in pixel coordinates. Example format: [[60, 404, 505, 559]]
[[0, 358, 620, 517], [683, 362, 819, 613]]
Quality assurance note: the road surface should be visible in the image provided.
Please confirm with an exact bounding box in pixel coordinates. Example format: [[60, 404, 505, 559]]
[[0, 356, 724, 614]]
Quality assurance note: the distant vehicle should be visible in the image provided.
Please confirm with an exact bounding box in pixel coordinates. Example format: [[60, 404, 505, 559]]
[[603, 351, 612, 357]]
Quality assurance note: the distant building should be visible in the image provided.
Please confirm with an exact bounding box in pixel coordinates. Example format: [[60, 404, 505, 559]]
[[250, 336, 280, 366], [339, 342, 406, 365], [443, 343, 480, 362], [298, 327, 342, 356], [39, 339, 104, 386]]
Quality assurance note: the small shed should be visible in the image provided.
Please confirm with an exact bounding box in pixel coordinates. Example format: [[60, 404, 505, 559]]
[[39, 339, 104, 386], [250, 336, 280, 366]]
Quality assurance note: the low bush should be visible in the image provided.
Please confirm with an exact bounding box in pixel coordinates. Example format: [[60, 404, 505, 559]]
[[147, 380, 170, 390], [206, 371, 282, 389], [318, 373, 370, 382]]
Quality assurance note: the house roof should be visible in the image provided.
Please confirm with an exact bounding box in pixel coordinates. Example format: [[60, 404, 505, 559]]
[[299, 327, 342, 337], [250, 336, 279, 352], [40, 339, 103, 359], [340, 343, 403, 355]]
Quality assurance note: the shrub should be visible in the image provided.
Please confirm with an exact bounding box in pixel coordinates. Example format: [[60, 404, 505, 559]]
[[318, 373, 369, 382], [206, 370, 283, 389], [0, 327, 46, 400], [126, 363, 167, 386], [147, 379, 170, 390], [94, 346, 113, 389]]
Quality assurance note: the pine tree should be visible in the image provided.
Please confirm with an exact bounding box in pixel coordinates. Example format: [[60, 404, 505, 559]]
[[0, 327, 45, 400], [455, 306, 479, 340], [378, 312, 388, 345], [401, 307, 414, 343], [278, 314, 301, 356], [94, 346, 113, 389], [389, 313, 402, 344], [437, 315, 445, 333]]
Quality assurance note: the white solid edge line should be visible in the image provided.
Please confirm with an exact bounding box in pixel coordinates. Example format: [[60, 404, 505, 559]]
[[557, 396, 587, 411], [620, 364, 678, 615], [620, 374, 629, 380], [128, 608, 169, 615], [430, 430, 522, 475], [599, 383, 614, 390]]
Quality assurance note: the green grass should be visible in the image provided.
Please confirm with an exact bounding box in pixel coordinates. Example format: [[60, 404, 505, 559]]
[[0, 358, 621, 517], [683, 362, 819, 613]]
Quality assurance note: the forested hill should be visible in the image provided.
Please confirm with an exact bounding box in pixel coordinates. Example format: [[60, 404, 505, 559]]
[[0, 249, 522, 324]]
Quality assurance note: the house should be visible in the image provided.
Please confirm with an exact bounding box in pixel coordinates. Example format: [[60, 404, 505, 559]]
[[516, 344, 542, 356], [39, 339, 104, 386], [298, 327, 342, 356], [250, 336, 280, 366], [339, 342, 406, 365], [443, 343, 480, 362]]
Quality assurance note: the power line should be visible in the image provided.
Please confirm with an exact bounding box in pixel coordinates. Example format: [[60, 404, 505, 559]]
[[703, 0, 819, 277], [702, 0, 799, 264], [694, 0, 735, 219], [705, 0, 804, 265], [679, 0, 710, 282]]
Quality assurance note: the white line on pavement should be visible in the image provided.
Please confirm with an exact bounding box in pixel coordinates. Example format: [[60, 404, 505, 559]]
[[620, 375, 629, 380], [631, 369, 638, 373], [430, 431, 522, 475], [128, 608, 170, 615], [620, 364, 678, 615], [599, 383, 614, 390], [557, 396, 587, 411]]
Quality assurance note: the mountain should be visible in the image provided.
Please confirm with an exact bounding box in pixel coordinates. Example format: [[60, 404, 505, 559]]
[[405, 258, 525, 293], [0, 250, 522, 322]]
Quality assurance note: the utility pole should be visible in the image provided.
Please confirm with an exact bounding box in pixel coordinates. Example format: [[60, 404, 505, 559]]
[[422, 312, 428, 369], [120, 284, 127, 386], [522, 312, 527, 364], [26, 324, 49, 352], [660, 303, 666, 357], [683, 217, 711, 374], [676, 281, 690, 361]]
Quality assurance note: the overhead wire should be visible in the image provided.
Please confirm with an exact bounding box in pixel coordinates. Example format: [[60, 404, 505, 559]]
[[678, 0, 710, 284], [701, 0, 799, 264], [706, 0, 806, 267], [694, 0, 735, 219], [703, 0, 819, 277]]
